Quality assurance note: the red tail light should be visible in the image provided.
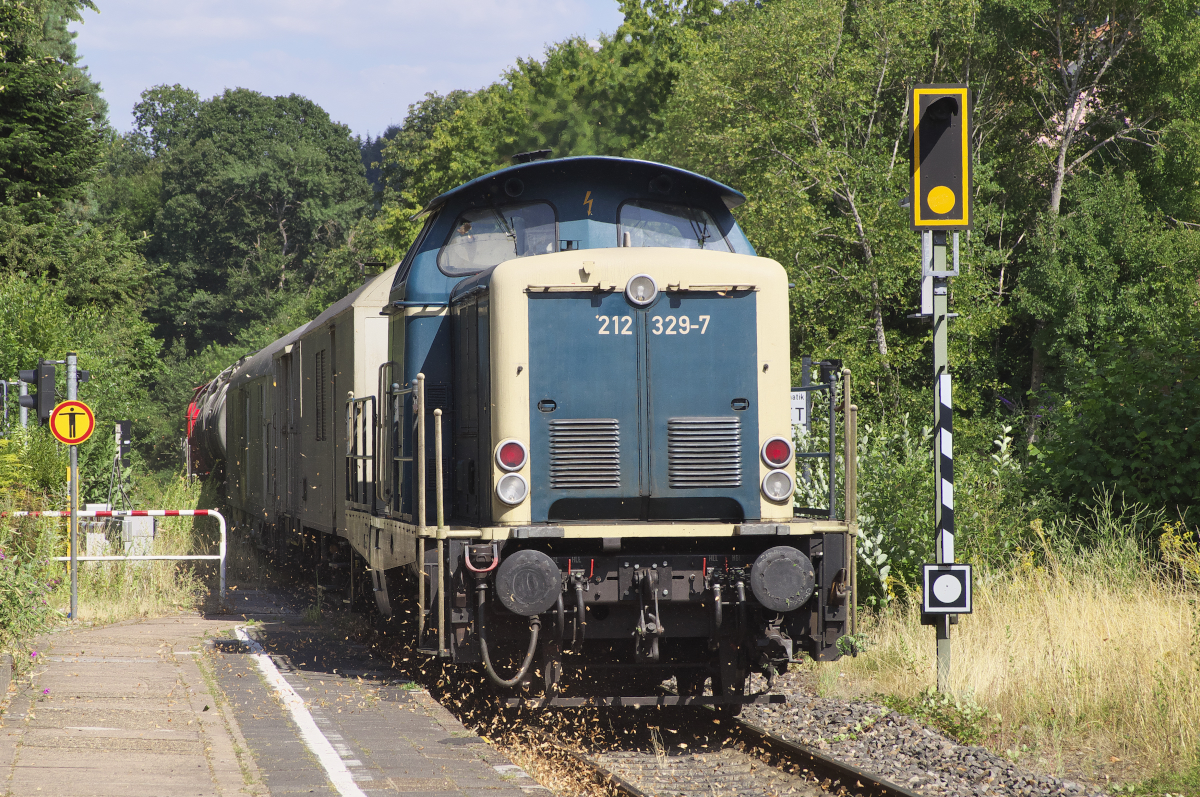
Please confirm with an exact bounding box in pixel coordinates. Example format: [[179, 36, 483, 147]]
[[495, 439, 528, 471], [761, 437, 794, 467]]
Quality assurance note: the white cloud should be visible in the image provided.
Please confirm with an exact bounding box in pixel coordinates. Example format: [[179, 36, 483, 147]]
[[72, 0, 625, 136]]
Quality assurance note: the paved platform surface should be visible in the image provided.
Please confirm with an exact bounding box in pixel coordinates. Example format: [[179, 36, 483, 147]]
[[214, 590, 546, 796], [0, 595, 550, 796], [0, 615, 252, 796]]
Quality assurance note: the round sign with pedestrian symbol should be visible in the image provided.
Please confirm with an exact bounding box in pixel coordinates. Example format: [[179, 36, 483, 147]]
[[49, 401, 95, 445]]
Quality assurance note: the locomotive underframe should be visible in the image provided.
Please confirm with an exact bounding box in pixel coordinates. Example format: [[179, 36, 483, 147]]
[[332, 506, 855, 696]]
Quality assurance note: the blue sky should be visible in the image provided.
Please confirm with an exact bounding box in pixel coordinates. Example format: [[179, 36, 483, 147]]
[[71, 0, 627, 139]]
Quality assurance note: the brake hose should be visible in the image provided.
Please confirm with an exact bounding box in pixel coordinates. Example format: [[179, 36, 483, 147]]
[[477, 583, 541, 688], [573, 581, 586, 651]]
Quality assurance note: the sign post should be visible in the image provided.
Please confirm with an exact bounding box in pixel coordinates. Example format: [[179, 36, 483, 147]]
[[18, 380, 28, 428], [48, 353, 94, 620], [910, 85, 972, 692]]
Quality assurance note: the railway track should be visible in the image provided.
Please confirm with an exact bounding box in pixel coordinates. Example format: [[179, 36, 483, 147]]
[[355, 590, 918, 797], [530, 715, 920, 797]]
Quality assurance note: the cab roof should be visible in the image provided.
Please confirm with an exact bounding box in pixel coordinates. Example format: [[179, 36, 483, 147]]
[[420, 156, 747, 216]]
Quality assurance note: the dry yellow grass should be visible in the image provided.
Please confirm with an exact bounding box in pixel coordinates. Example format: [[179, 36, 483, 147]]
[[821, 541, 1200, 783]]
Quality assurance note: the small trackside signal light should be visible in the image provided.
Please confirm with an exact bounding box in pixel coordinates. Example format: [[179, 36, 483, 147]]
[[496, 473, 529, 505], [761, 436, 794, 468], [624, 274, 658, 307], [18, 360, 56, 426], [761, 469, 794, 503], [495, 439, 528, 471]]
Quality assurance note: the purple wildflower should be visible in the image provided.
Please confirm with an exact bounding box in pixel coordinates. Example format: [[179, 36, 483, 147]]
[[41, 689, 49, 695], [30, 651, 37, 659]]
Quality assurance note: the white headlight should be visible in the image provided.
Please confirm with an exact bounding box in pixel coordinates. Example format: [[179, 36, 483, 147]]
[[625, 274, 658, 307], [496, 473, 529, 506], [761, 469, 795, 503]]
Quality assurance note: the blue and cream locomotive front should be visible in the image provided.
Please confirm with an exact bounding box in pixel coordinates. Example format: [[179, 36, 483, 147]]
[[385, 156, 852, 695]]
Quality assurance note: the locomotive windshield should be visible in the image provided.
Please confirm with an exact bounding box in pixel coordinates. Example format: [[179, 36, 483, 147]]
[[437, 202, 557, 275], [618, 200, 732, 251]]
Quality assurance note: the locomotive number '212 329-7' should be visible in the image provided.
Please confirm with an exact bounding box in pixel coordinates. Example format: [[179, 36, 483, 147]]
[[595, 315, 711, 335]]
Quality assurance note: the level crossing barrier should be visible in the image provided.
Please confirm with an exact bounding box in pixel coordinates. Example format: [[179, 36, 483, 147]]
[[1, 509, 226, 603]]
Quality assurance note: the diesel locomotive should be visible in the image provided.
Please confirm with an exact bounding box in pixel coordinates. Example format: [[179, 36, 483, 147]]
[[190, 155, 859, 704]]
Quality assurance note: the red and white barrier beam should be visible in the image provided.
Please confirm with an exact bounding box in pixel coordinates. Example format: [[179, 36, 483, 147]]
[[1, 509, 227, 602]]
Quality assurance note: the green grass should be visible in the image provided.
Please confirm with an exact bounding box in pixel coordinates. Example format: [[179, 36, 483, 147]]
[[1117, 764, 1200, 797], [880, 687, 996, 746]]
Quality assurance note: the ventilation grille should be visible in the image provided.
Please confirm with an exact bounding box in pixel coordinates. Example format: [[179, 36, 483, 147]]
[[549, 419, 620, 489], [668, 417, 742, 488], [315, 349, 327, 442]]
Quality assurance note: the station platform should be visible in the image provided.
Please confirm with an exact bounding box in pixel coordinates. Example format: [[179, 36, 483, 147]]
[[0, 601, 549, 796]]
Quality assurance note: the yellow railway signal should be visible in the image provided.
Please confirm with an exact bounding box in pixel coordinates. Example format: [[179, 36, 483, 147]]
[[911, 85, 972, 230]]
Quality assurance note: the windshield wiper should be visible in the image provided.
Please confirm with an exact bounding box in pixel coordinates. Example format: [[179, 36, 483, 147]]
[[686, 210, 713, 249], [487, 205, 518, 254]]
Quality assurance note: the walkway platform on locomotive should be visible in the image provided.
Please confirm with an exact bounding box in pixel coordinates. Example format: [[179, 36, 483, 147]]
[[0, 598, 548, 796]]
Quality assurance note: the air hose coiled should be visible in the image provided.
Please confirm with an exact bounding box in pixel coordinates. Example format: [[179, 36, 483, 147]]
[[476, 582, 540, 688]]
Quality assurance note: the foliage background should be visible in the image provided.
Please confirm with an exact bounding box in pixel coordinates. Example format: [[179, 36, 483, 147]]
[[0, 0, 1198, 600]]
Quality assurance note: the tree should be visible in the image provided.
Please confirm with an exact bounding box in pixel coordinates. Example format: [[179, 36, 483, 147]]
[[988, 0, 1200, 394], [360, 123, 401, 194], [86, 130, 163, 240], [643, 0, 1009, 415], [376, 92, 468, 200], [131, 84, 201, 156], [1035, 328, 1200, 513], [148, 88, 372, 349], [0, 0, 107, 220]]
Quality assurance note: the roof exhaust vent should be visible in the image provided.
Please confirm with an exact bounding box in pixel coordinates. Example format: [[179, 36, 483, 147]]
[[512, 149, 552, 164]]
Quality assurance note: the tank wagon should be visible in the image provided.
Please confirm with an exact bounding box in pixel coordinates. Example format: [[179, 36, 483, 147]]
[[197, 156, 858, 704]]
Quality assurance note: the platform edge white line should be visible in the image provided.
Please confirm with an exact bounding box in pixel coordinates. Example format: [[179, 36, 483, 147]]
[[234, 625, 368, 797]]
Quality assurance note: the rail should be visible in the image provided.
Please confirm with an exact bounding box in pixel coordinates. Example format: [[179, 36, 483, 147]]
[[734, 718, 917, 797], [529, 715, 918, 797], [0, 509, 226, 604]]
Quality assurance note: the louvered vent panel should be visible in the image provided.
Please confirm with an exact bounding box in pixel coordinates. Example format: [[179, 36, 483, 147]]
[[549, 419, 620, 489], [668, 417, 742, 488]]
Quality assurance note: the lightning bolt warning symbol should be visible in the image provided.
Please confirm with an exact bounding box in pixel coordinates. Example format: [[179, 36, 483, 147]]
[[583, 190, 593, 216]]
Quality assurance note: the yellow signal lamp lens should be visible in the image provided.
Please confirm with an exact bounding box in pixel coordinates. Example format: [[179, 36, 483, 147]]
[[927, 185, 956, 215]]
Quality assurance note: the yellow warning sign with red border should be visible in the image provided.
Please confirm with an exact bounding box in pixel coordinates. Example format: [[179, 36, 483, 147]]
[[50, 401, 95, 445]]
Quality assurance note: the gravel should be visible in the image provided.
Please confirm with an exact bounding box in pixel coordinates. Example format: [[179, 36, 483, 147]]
[[740, 674, 1108, 797]]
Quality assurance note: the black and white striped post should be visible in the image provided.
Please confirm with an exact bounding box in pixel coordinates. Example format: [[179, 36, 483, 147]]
[[911, 83, 972, 693], [935, 372, 954, 563]]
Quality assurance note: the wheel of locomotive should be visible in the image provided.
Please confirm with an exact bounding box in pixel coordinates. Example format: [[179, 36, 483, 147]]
[[713, 666, 748, 717]]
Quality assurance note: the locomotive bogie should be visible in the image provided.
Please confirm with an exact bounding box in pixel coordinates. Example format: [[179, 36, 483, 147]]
[[424, 531, 851, 668]]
